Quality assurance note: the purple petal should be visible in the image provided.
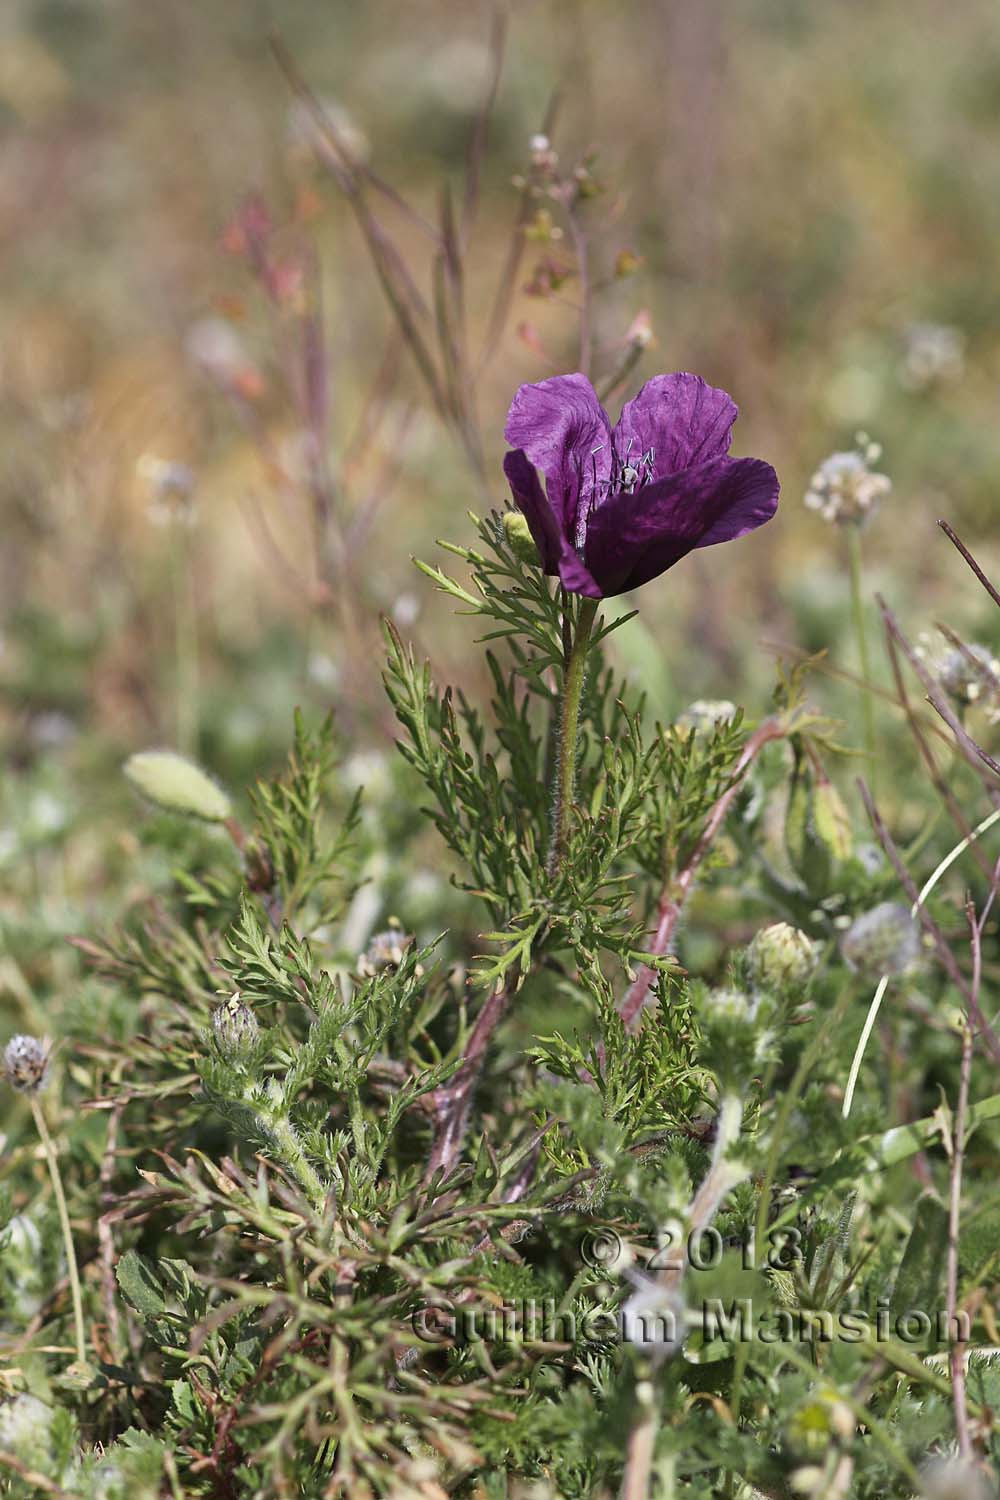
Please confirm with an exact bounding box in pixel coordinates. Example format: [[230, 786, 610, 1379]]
[[554, 548, 603, 598], [615, 374, 738, 477], [504, 450, 603, 597], [503, 450, 562, 572], [505, 374, 612, 532], [582, 456, 779, 595]]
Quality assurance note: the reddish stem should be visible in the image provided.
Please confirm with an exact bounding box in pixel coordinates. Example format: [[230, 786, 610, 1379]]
[[424, 985, 511, 1182], [618, 720, 786, 1033]]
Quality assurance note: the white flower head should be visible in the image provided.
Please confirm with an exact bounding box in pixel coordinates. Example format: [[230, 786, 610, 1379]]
[[804, 434, 891, 527]]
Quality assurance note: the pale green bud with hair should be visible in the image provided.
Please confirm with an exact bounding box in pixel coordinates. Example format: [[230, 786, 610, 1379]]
[[212, 993, 260, 1060], [785, 761, 852, 898], [748, 923, 820, 990], [502, 510, 539, 566], [124, 750, 232, 822]]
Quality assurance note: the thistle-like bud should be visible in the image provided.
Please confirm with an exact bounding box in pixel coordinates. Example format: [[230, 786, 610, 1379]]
[[840, 901, 920, 977], [502, 511, 540, 566], [124, 750, 232, 822], [804, 434, 890, 527], [2, 1034, 52, 1094], [212, 993, 260, 1059], [748, 923, 821, 990], [709, 987, 755, 1022]]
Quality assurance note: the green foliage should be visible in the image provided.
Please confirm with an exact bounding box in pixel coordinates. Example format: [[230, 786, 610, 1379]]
[[7, 510, 1000, 1497]]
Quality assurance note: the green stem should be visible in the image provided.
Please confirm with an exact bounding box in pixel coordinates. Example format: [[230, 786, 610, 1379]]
[[169, 521, 199, 758], [31, 1098, 87, 1365], [847, 524, 875, 792], [547, 596, 599, 876]]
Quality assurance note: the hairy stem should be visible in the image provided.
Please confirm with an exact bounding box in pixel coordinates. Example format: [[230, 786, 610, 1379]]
[[547, 596, 599, 876], [31, 1097, 87, 1366]]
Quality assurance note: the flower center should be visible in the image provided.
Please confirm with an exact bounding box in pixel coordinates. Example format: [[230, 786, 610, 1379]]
[[573, 438, 657, 552]]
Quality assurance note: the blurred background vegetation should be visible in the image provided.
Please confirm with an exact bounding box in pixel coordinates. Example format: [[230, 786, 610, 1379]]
[[3, 0, 1000, 1064]]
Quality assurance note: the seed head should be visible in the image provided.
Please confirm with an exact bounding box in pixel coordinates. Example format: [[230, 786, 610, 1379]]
[[675, 699, 738, 736], [899, 322, 965, 391], [804, 434, 890, 527], [840, 901, 920, 977], [212, 994, 260, 1060], [358, 926, 414, 978], [3, 1034, 52, 1094], [916, 631, 1000, 719], [748, 923, 821, 990]]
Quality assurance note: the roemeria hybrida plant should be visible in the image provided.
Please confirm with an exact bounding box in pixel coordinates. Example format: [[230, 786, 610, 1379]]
[[503, 371, 779, 599], [503, 370, 779, 870]]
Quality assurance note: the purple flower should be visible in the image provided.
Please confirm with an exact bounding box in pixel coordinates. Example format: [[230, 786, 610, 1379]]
[[503, 372, 779, 598]]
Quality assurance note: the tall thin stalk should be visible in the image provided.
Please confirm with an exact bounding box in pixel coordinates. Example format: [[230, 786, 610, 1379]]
[[847, 523, 875, 792], [169, 520, 199, 757], [30, 1097, 87, 1366]]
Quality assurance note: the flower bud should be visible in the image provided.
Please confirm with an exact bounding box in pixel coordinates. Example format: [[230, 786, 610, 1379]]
[[748, 923, 820, 990], [124, 750, 232, 822], [3, 1034, 52, 1094], [840, 901, 920, 977], [785, 765, 852, 898], [502, 511, 540, 566], [212, 993, 260, 1059]]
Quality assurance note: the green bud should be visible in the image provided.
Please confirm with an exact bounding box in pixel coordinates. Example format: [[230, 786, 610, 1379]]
[[748, 923, 820, 990], [785, 757, 852, 898], [812, 781, 852, 862], [124, 750, 232, 822], [787, 1400, 835, 1458], [502, 511, 540, 566]]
